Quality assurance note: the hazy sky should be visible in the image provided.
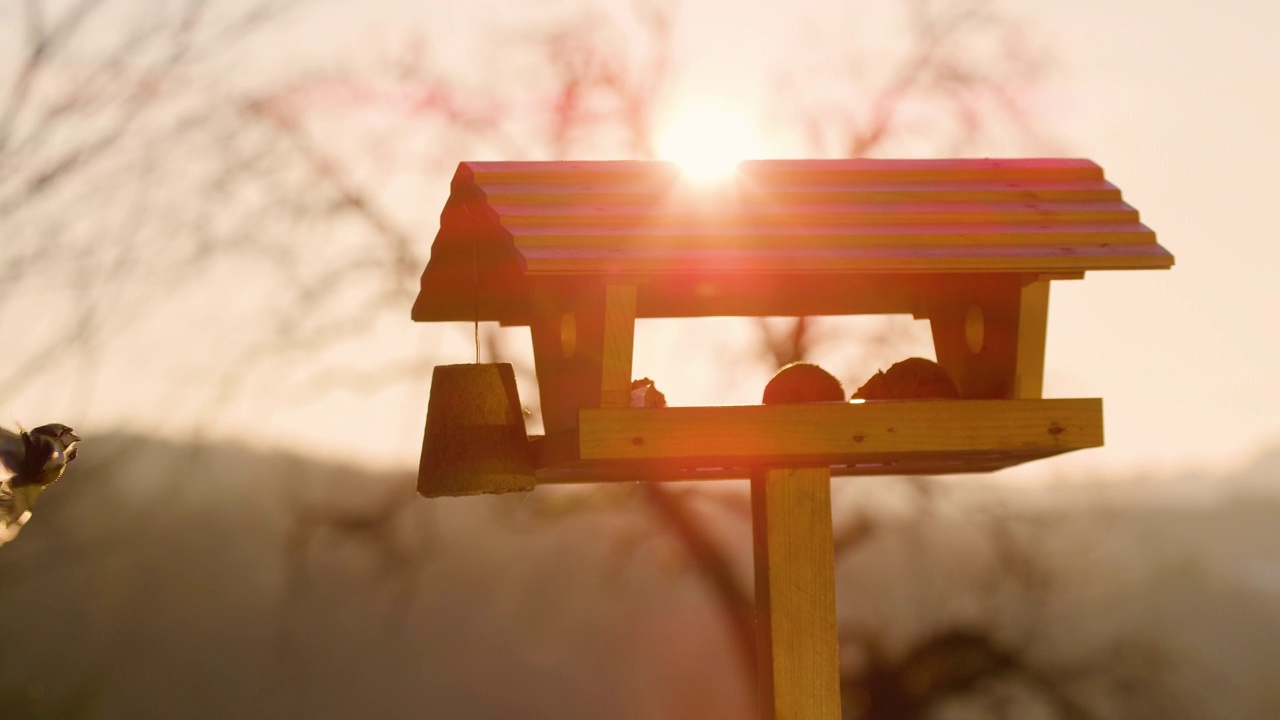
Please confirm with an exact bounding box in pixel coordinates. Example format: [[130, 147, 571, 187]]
[[352, 0, 1280, 479], [987, 0, 1280, 479], [4, 0, 1278, 484]]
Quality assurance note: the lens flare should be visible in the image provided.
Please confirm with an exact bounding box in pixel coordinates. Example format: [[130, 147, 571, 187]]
[[656, 102, 762, 182]]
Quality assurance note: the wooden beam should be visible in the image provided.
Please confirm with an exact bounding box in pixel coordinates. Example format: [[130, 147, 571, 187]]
[[929, 274, 1054, 399], [481, 179, 1125, 207], [531, 447, 1085, 485], [463, 157, 1108, 185], [752, 466, 841, 720], [578, 399, 1102, 463], [529, 280, 640, 434], [529, 282, 607, 435], [599, 284, 638, 408], [513, 224, 1153, 250], [495, 201, 1141, 230], [1014, 279, 1051, 399], [517, 243, 1174, 276], [634, 273, 925, 319]]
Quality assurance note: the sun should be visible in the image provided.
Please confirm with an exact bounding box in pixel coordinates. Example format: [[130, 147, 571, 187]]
[[656, 102, 763, 182]]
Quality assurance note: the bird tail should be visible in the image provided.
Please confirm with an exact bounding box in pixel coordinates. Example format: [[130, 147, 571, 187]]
[[0, 483, 43, 547]]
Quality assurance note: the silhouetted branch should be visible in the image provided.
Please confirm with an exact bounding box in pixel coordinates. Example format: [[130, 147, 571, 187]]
[[640, 482, 757, 684]]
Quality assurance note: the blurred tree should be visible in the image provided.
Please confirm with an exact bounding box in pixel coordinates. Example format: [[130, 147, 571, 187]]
[[1, 0, 293, 398], [0, 1, 1178, 718], [481, 1, 1072, 714]]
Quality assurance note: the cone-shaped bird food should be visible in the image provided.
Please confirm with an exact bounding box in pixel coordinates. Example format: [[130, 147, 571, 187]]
[[418, 363, 535, 498]]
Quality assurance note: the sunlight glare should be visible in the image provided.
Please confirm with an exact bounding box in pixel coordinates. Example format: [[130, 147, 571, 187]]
[[657, 102, 762, 183]]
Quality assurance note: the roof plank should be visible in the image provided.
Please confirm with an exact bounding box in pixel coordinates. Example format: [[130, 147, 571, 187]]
[[518, 243, 1174, 275], [480, 180, 1124, 206], [508, 223, 1155, 249], [493, 201, 1141, 228], [413, 159, 1173, 323]]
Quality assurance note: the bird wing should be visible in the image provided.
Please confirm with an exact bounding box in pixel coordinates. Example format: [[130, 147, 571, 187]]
[[0, 426, 22, 478]]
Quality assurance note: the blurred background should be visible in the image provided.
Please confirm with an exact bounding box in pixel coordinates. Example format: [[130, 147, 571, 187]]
[[2, 0, 1278, 717]]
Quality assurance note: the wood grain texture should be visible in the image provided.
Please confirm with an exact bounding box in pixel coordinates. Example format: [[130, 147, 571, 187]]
[[531, 447, 1086, 484], [577, 399, 1102, 463], [1014, 280, 1051, 399], [413, 159, 1173, 324], [599, 284, 637, 408], [464, 157, 1105, 184], [494, 201, 1141, 228], [928, 275, 1053, 400], [752, 467, 841, 720], [734, 157, 1104, 181], [415, 271, 1079, 326], [517, 244, 1173, 276], [529, 283, 612, 435], [481, 179, 1125, 206], [510, 224, 1152, 250]]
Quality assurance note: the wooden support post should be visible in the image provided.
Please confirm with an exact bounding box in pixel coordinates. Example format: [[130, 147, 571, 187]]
[[530, 282, 638, 435], [599, 284, 638, 408], [929, 275, 1051, 400], [1012, 279, 1050, 399], [752, 467, 841, 720]]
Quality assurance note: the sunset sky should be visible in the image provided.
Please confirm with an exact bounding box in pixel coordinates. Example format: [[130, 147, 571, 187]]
[[329, 0, 1280, 479], [3, 0, 1278, 484]]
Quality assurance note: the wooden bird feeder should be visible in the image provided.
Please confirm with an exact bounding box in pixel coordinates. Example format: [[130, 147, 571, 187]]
[[411, 158, 1172, 718]]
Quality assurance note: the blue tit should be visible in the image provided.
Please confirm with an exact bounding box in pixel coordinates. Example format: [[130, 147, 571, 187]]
[[1, 423, 81, 546]]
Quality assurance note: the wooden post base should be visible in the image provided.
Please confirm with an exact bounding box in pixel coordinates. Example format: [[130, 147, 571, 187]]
[[752, 467, 841, 720]]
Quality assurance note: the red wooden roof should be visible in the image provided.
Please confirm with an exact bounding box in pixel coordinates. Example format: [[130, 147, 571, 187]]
[[413, 159, 1171, 323]]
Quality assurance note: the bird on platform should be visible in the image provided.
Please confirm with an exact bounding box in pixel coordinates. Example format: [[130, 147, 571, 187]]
[[630, 378, 667, 408], [851, 358, 960, 401], [1, 423, 81, 547], [762, 362, 845, 405]]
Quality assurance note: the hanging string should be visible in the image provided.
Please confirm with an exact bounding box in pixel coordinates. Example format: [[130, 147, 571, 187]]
[[472, 231, 480, 363]]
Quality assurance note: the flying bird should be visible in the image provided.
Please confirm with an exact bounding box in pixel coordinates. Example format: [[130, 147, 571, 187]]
[[1, 423, 81, 547]]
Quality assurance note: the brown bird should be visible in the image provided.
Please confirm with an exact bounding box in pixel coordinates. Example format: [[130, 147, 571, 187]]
[[762, 362, 845, 404], [630, 378, 667, 408], [1, 423, 81, 546], [851, 358, 960, 401]]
